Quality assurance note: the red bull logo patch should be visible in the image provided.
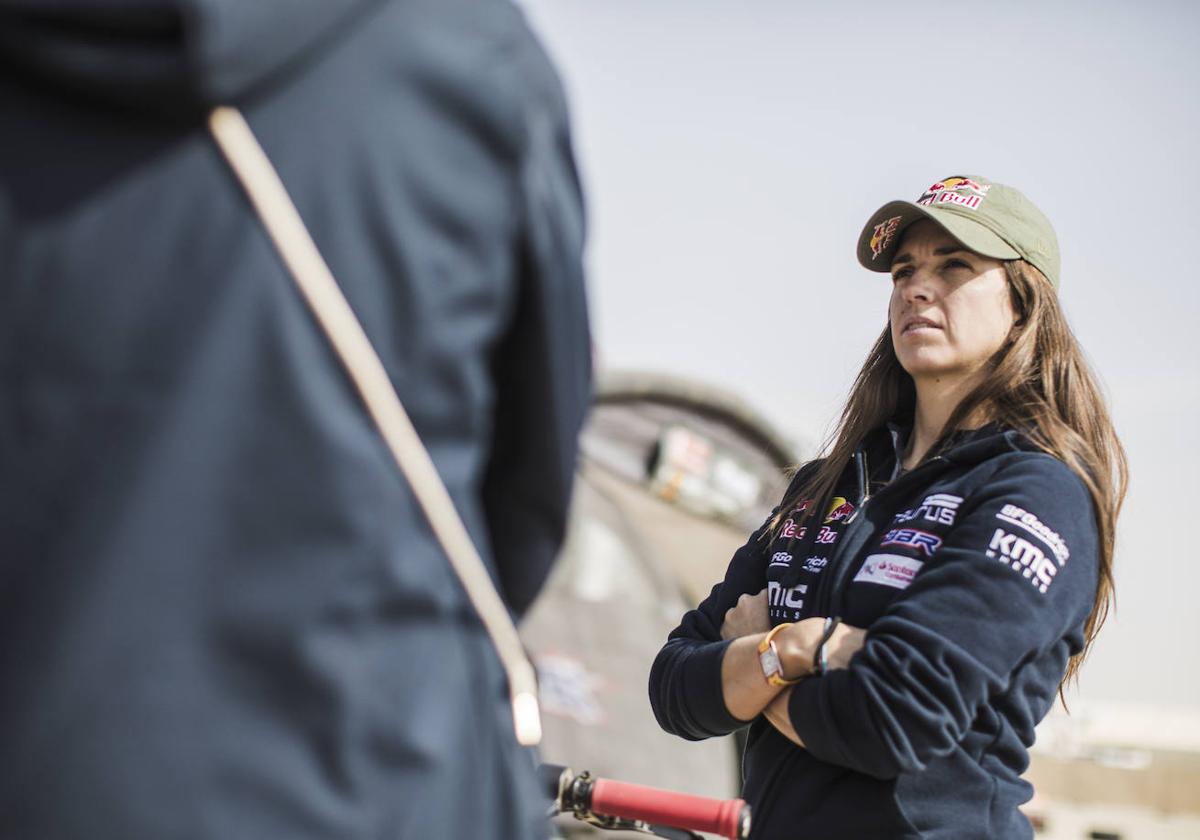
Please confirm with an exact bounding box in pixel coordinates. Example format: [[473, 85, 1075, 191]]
[[916, 177, 991, 210], [870, 215, 903, 260], [824, 497, 857, 523], [778, 497, 853, 542], [815, 525, 838, 545], [780, 518, 806, 540]]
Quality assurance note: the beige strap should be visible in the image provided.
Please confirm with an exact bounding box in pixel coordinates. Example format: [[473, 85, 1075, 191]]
[[208, 106, 541, 746]]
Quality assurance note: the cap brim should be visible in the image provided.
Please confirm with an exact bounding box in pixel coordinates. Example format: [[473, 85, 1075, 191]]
[[857, 201, 1020, 273]]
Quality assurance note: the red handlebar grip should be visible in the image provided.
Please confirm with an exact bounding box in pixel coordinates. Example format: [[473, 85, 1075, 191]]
[[590, 778, 749, 840]]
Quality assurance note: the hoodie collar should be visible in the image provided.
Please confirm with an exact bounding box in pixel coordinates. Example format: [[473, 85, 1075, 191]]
[[878, 419, 1029, 473]]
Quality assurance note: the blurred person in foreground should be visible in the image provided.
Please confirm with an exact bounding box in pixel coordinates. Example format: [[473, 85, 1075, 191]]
[[0, 1, 590, 838], [650, 176, 1126, 839]]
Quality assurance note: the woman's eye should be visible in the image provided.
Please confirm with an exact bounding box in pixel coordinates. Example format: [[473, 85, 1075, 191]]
[[943, 259, 971, 271]]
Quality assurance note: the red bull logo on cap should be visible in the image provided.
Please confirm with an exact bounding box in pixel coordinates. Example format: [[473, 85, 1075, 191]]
[[869, 215, 903, 260], [916, 177, 992, 210]]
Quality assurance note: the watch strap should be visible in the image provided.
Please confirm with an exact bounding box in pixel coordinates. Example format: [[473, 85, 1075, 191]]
[[758, 622, 802, 686]]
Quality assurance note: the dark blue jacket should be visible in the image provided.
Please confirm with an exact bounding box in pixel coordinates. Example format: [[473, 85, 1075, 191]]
[[0, 1, 590, 838], [649, 425, 1099, 839]]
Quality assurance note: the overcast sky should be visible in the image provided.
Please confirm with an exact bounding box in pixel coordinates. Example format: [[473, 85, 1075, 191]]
[[521, 0, 1200, 708]]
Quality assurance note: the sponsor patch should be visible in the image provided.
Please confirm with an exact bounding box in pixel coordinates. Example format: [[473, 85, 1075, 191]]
[[880, 528, 943, 557], [780, 518, 807, 540], [854, 553, 925, 589], [779, 498, 853, 543], [767, 580, 807, 619], [825, 496, 857, 523], [995, 504, 1069, 565], [802, 556, 828, 574], [870, 215, 903, 260], [815, 525, 839, 545], [893, 493, 963, 526], [986, 528, 1058, 594], [769, 551, 793, 568], [915, 177, 991, 211]]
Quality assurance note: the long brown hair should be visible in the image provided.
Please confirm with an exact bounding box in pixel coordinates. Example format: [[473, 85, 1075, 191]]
[[772, 260, 1127, 689]]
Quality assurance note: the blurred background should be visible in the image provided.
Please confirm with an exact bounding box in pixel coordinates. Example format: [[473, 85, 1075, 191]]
[[514, 2, 1200, 838]]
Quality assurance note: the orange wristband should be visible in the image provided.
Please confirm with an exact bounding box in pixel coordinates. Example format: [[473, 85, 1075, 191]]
[[757, 622, 802, 687]]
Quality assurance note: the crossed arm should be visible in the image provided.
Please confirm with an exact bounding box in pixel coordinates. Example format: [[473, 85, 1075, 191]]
[[719, 590, 867, 747]]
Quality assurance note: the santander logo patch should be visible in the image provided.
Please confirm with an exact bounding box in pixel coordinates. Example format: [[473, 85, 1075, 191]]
[[853, 553, 925, 590]]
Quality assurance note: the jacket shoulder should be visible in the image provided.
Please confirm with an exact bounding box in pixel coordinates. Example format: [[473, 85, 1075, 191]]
[[969, 449, 1093, 507]]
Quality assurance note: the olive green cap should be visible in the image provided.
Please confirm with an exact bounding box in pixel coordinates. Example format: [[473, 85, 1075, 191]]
[[856, 175, 1061, 288]]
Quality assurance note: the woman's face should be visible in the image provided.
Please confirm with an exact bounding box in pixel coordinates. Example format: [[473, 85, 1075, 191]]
[[888, 219, 1016, 386]]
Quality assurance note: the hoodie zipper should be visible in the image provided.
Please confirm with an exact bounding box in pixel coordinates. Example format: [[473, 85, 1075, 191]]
[[815, 449, 871, 618], [817, 452, 950, 618]]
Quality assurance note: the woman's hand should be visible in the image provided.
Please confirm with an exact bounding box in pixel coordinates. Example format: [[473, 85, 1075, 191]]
[[716, 609, 868, 725], [763, 621, 869, 747], [776, 618, 869, 679], [720, 589, 771, 640], [824, 622, 867, 670]]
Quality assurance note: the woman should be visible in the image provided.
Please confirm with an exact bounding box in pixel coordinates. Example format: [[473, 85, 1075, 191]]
[[649, 175, 1126, 839]]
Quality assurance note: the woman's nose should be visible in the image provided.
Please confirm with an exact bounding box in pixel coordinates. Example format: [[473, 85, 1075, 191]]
[[899, 272, 934, 303]]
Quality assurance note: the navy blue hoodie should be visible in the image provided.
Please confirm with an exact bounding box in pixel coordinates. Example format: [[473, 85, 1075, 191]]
[[649, 425, 1099, 839]]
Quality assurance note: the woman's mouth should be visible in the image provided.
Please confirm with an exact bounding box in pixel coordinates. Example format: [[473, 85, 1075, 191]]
[[902, 317, 942, 336]]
